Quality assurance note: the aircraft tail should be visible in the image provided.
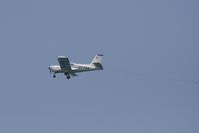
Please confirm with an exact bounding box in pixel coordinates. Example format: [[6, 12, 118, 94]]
[[91, 54, 103, 64], [91, 54, 104, 70]]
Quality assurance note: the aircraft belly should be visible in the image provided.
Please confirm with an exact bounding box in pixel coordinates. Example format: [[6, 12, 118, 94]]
[[72, 69, 93, 73]]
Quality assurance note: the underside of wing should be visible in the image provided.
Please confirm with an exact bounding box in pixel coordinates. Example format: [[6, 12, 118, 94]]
[[71, 73, 78, 76], [58, 56, 72, 72]]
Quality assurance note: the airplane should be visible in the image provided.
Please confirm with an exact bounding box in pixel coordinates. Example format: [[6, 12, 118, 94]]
[[48, 54, 104, 79]]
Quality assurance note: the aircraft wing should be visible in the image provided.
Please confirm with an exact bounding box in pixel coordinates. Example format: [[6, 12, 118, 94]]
[[71, 73, 78, 76], [58, 56, 72, 72]]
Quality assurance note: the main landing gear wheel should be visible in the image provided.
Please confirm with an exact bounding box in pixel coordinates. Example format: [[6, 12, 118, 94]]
[[64, 72, 68, 76], [67, 76, 70, 79], [53, 75, 56, 78]]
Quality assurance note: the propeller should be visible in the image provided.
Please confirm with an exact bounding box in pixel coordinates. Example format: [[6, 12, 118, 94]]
[[48, 66, 52, 74]]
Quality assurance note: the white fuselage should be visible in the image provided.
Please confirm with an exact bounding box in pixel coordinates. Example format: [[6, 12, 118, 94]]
[[48, 54, 104, 79], [49, 63, 101, 74]]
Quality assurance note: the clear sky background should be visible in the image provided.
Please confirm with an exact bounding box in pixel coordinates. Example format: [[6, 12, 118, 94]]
[[0, 0, 199, 133]]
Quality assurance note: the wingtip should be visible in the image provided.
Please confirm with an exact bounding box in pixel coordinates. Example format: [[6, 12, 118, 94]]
[[97, 54, 104, 56], [58, 56, 67, 58]]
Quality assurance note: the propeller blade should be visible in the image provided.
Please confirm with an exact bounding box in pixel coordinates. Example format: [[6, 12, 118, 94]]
[[48, 67, 52, 74]]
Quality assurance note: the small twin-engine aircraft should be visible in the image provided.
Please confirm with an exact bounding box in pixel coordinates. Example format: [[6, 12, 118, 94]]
[[48, 54, 104, 79]]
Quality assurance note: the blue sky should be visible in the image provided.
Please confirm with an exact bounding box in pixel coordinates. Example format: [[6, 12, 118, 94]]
[[0, 0, 199, 133]]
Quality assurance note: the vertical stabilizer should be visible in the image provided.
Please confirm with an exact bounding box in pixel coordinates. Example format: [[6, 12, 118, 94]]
[[91, 54, 103, 64]]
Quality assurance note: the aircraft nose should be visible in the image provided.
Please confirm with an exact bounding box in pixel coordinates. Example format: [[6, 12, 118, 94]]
[[48, 66, 52, 73], [48, 65, 53, 70]]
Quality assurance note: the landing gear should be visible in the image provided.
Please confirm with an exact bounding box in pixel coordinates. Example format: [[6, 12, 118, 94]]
[[67, 75, 70, 79], [64, 72, 70, 79], [51, 72, 70, 79]]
